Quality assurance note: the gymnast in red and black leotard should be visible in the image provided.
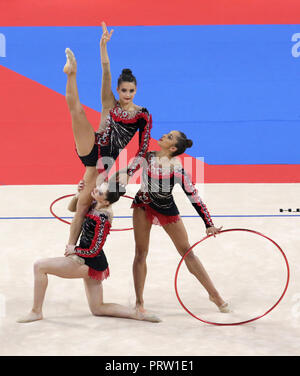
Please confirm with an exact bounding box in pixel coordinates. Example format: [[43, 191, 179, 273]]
[[66, 180, 124, 281], [78, 101, 152, 177], [17, 180, 160, 324], [131, 130, 230, 314], [71, 200, 112, 281], [132, 151, 214, 227], [63, 22, 152, 247]]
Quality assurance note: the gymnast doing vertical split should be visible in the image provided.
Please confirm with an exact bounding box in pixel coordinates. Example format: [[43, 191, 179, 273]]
[[63, 21, 152, 249]]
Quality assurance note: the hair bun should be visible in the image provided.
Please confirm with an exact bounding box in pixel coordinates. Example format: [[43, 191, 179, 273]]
[[121, 68, 133, 76], [118, 69, 137, 87], [186, 139, 193, 148]]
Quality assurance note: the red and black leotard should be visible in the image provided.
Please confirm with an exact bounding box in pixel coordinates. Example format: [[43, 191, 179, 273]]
[[74, 206, 111, 281], [78, 102, 152, 175], [132, 152, 214, 228]]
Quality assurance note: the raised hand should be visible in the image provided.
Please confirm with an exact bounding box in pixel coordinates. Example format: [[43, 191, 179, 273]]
[[100, 21, 114, 47], [63, 48, 77, 75]]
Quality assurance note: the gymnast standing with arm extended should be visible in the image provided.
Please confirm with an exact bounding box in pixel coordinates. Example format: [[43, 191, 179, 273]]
[[63, 22, 152, 248], [131, 131, 230, 314]]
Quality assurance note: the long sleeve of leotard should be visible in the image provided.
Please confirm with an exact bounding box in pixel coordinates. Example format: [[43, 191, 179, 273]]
[[74, 213, 111, 258], [127, 109, 152, 177], [174, 166, 214, 228]]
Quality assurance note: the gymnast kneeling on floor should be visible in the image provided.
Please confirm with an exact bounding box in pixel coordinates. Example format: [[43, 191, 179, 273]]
[[17, 172, 160, 324]]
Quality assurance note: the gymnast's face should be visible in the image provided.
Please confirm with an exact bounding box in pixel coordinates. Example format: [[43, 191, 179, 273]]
[[91, 183, 109, 206], [158, 131, 180, 154], [117, 82, 137, 105]]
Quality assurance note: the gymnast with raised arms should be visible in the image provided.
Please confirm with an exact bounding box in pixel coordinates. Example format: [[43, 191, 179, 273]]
[[63, 22, 152, 250]]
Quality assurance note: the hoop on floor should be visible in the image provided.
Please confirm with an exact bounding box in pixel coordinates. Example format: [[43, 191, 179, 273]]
[[50, 194, 134, 231], [174, 228, 290, 326]]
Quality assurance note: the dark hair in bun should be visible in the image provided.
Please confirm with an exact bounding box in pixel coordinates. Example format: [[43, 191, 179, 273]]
[[106, 180, 126, 204], [118, 68, 137, 87], [172, 131, 193, 157]]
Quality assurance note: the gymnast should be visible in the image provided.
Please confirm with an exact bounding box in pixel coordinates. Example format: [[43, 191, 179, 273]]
[[127, 131, 230, 314], [63, 21, 152, 248], [17, 173, 160, 324]]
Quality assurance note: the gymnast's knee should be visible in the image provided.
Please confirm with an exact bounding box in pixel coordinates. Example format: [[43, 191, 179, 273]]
[[33, 258, 48, 274], [90, 307, 102, 317], [66, 96, 83, 114], [181, 247, 195, 261], [89, 304, 105, 317], [134, 246, 148, 263]]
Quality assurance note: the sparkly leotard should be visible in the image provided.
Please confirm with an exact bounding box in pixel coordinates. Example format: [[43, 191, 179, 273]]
[[74, 205, 112, 281], [78, 102, 152, 175], [132, 152, 214, 227]]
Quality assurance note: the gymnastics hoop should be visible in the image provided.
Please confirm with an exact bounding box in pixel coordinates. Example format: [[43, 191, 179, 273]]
[[174, 228, 290, 326], [50, 194, 134, 231]]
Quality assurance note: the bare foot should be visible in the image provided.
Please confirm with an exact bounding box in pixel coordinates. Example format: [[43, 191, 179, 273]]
[[136, 303, 146, 314], [136, 308, 161, 323], [209, 295, 231, 313], [217, 302, 231, 313], [16, 310, 43, 323], [63, 48, 77, 74]]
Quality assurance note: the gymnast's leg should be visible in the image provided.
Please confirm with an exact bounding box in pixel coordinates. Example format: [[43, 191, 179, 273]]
[[64, 48, 99, 245], [163, 218, 229, 311], [17, 257, 89, 323], [83, 278, 160, 322], [64, 48, 95, 156], [68, 167, 98, 245], [132, 207, 152, 313], [17, 256, 160, 323]]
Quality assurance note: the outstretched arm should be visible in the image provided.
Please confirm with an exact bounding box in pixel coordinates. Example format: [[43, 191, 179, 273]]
[[174, 163, 221, 235], [100, 22, 115, 111]]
